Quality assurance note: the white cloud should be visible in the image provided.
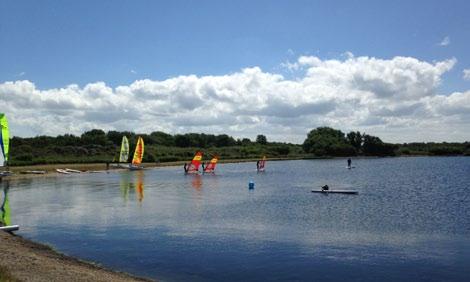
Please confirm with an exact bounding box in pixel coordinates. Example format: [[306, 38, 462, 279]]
[[130, 69, 137, 74], [439, 36, 450, 46], [0, 55, 469, 143], [463, 69, 470, 81]]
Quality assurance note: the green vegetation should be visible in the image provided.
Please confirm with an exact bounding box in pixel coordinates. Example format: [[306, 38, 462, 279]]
[[8, 130, 303, 166], [6, 127, 469, 166], [302, 127, 397, 156]]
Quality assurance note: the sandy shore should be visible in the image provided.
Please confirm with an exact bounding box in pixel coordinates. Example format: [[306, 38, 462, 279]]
[[0, 231, 152, 282]]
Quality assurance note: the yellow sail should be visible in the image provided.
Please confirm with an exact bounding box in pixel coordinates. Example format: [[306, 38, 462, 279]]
[[119, 136, 129, 163], [131, 137, 144, 165], [0, 113, 9, 164]]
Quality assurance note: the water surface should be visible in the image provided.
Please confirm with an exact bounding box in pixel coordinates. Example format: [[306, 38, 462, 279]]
[[4, 157, 470, 281]]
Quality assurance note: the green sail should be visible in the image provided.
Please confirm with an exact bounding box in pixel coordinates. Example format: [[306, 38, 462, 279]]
[[119, 136, 129, 163], [0, 113, 9, 163]]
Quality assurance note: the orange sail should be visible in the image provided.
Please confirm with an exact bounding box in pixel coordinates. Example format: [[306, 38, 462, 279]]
[[131, 137, 144, 165], [203, 156, 219, 173], [257, 155, 266, 171], [185, 151, 203, 173]]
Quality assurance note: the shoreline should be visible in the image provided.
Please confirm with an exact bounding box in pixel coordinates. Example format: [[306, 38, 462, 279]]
[[1, 154, 466, 181], [0, 231, 152, 281]]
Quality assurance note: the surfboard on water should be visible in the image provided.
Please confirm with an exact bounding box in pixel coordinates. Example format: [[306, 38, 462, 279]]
[[346, 166, 356, 169], [311, 190, 358, 194]]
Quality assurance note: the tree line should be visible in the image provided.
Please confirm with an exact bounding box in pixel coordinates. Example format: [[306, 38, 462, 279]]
[[6, 127, 469, 166]]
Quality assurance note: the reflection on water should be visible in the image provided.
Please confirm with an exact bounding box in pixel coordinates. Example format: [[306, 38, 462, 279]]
[[190, 174, 202, 191], [120, 170, 144, 202], [5, 158, 470, 281], [0, 181, 11, 226]]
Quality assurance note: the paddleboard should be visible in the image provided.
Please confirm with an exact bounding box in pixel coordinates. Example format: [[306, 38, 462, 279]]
[[311, 190, 358, 194], [65, 168, 82, 173], [0, 225, 19, 232], [346, 166, 356, 169], [56, 169, 71, 174]]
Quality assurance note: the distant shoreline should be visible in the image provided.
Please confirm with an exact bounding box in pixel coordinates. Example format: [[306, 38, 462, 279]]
[[1, 155, 467, 181]]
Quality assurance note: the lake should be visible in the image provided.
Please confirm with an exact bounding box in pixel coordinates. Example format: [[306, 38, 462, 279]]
[[3, 157, 470, 281]]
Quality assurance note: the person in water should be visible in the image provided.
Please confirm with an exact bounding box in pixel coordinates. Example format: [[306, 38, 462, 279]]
[[321, 184, 329, 191], [256, 160, 260, 170], [183, 163, 188, 173], [347, 158, 352, 168]]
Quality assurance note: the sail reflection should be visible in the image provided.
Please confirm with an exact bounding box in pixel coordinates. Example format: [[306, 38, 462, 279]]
[[120, 170, 145, 203], [135, 170, 144, 202], [191, 174, 203, 191], [0, 181, 11, 226]]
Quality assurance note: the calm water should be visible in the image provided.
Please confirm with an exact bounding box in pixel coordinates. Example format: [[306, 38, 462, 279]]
[[3, 157, 470, 281]]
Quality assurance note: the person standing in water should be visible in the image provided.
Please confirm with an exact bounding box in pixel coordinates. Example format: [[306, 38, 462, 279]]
[[347, 158, 352, 168]]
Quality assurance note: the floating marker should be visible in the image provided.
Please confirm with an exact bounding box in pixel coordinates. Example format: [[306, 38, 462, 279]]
[[248, 180, 255, 189]]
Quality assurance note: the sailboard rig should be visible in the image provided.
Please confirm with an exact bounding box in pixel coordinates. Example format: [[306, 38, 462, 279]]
[[257, 155, 266, 172], [119, 136, 129, 163], [129, 136, 144, 170], [0, 113, 9, 167], [203, 155, 219, 173], [184, 151, 203, 174]]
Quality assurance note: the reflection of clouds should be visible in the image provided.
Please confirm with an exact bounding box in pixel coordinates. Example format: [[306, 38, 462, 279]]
[[7, 161, 469, 265]]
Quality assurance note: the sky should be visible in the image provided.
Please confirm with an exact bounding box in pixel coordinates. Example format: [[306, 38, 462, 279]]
[[1, 0, 470, 143]]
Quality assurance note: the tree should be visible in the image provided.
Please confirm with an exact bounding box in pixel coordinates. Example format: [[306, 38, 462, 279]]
[[347, 131, 362, 151], [81, 129, 107, 146], [215, 134, 236, 147], [174, 134, 191, 147], [362, 134, 396, 156], [150, 131, 174, 146], [241, 138, 252, 146], [303, 127, 356, 156], [256, 135, 267, 145]]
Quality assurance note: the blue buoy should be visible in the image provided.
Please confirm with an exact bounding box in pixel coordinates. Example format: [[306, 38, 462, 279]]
[[248, 180, 255, 189]]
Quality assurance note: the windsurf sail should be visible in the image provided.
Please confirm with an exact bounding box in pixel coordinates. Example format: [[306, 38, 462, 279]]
[[119, 136, 129, 163], [131, 137, 144, 165], [0, 184, 11, 226], [0, 114, 9, 165], [185, 151, 203, 173], [203, 155, 219, 173], [257, 155, 266, 171]]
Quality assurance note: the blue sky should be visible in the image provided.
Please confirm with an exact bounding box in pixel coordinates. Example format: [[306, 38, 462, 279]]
[[1, 1, 470, 142], [2, 0, 469, 90]]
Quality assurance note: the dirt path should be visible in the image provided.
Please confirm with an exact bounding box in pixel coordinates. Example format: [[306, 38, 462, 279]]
[[0, 231, 153, 282]]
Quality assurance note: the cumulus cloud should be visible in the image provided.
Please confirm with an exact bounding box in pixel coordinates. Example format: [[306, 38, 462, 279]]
[[0, 55, 469, 142], [439, 36, 450, 46], [463, 69, 470, 81]]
